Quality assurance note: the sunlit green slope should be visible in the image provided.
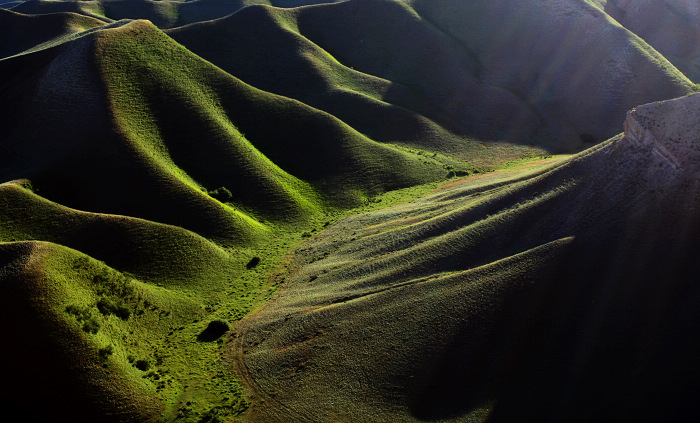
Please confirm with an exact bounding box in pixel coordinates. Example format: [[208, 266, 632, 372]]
[[0, 16, 449, 422], [3, 2, 700, 422], [0, 18, 446, 239], [95, 19, 446, 211], [166, 5, 476, 159]]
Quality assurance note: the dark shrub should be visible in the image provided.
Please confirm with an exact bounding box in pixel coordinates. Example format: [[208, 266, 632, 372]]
[[246, 256, 260, 269], [209, 187, 233, 203], [66, 304, 100, 334], [82, 318, 100, 334], [197, 319, 230, 342], [135, 359, 150, 371], [98, 345, 113, 361], [96, 297, 131, 320]]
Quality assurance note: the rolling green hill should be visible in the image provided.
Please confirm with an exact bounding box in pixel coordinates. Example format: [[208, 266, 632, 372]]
[[166, 5, 489, 161], [3, 1, 700, 422], [10, 0, 115, 22], [165, 0, 698, 160], [0, 15, 450, 421]]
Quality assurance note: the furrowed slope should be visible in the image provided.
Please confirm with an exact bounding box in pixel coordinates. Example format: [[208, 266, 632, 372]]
[[166, 5, 490, 162], [0, 17, 448, 421], [1, 19, 445, 240], [0, 177, 255, 422], [235, 94, 700, 422], [12, 0, 177, 27], [10, 0, 693, 156], [288, 0, 693, 151], [598, 0, 700, 83], [0, 180, 233, 287], [0, 8, 106, 59], [177, 0, 345, 27], [10, 0, 114, 22], [94, 19, 446, 210], [93, 20, 323, 226], [0, 21, 267, 243]]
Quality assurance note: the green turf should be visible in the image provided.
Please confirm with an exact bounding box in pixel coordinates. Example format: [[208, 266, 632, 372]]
[[4, 2, 700, 422]]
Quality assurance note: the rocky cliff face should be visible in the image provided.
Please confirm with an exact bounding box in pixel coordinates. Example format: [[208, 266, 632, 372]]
[[619, 93, 700, 176]]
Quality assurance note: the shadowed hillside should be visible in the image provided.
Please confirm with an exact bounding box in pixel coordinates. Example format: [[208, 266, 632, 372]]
[[9, 0, 344, 28], [166, 5, 493, 162], [291, 0, 693, 150], [176, 0, 345, 27], [10, 0, 115, 22], [8, 0, 695, 154], [595, 0, 700, 83], [0, 8, 106, 59], [166, 0, 697, 158], [234, 93, 700, 422], [0, 16, 448, 421], [0, 241, 163, 423]]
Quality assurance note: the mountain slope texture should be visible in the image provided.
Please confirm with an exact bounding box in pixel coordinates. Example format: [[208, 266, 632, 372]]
[[2, 0, 700, 422], [236, 93, 700, 422]]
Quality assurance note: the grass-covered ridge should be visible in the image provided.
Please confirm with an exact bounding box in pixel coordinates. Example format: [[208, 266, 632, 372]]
[[94, 19, 448, 214], [4, 1, 700, 422]]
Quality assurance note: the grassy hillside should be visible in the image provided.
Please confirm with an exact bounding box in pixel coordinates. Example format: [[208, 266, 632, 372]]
[[9, 0, 344, 28], [290, 0, 694, 151], [3, 1, 700, 422], [0, 9, 106, 59], [236, 94, 700, 421], [167, 0, 697, 161], [9, 0, 694, 154], [94, 19, 447, 211], [595, 0, 700, 82], [1, 17, 448, 239], [166, 6, 507, 164], [0, 241, 163, 422], [10, 0, 114, 22], [0, 16, 451, 422]]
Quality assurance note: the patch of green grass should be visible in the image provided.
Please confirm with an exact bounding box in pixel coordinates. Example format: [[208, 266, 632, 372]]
[[495, 154, 570, 172]]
